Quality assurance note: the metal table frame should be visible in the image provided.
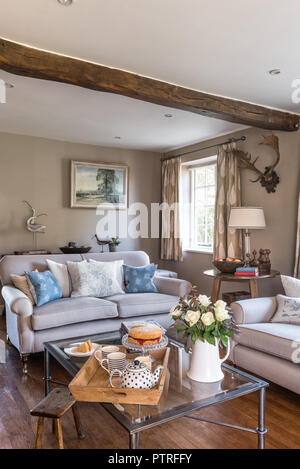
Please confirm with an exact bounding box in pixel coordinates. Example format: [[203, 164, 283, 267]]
[[43, 334, 268, 450]]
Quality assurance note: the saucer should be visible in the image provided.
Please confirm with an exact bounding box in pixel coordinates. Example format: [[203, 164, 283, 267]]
[[64, 342, 99, 357]]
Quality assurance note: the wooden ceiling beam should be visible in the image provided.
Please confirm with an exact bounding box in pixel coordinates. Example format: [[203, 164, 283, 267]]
[[0, 38, 299, 132]]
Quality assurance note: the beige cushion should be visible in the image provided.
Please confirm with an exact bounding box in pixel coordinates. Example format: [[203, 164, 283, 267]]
[[31, 297, 118, 331], [11, 273, 35, 304], [235, 322, 300, 362], [105, 292, 179, 318], [271, 294, 300, 325], [46, 259, 71, 298]]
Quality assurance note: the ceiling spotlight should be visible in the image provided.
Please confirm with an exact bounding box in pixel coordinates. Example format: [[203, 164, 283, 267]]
[[164, 113, 173, 118], [268, 69, 281, 75], [57, 0, 73, 6], [5, 82, 14, 89], [114, 136, 121, 139]]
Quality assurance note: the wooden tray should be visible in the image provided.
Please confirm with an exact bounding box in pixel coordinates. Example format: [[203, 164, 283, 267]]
[[69, 346, 170, 405]]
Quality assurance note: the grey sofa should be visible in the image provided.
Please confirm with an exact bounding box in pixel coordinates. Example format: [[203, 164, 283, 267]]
[[230, 297, 300, 394], [0, 251, 191, 373]]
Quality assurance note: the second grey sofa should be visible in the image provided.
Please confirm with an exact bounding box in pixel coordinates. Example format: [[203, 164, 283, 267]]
[[230, 297, 300, 395], [0, 250, 191, 373]]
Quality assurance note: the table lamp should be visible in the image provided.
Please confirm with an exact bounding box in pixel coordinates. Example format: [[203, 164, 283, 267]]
[[228, 207, 266, 261]]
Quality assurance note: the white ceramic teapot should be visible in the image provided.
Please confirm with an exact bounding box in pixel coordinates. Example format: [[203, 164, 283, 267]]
[[109, 359, 163, 389]]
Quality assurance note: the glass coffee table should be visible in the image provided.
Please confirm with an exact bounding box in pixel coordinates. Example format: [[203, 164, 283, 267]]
[[44, 330, 268, 449]]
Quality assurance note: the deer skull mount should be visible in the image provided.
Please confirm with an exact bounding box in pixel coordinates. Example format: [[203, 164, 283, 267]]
[[233, 134, 280, 193]]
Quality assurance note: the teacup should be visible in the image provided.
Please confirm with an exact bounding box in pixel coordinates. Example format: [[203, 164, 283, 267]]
[[95, 345, 119, 361], [100, 352, 127, 376]]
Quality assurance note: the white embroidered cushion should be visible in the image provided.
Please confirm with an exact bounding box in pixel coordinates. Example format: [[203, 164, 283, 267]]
[[281, 275, 300, 297], [46, 259, 71, 298], [89, 259, 124, 292], [271, 294, 300, 325], [67, 260, 123, 298]]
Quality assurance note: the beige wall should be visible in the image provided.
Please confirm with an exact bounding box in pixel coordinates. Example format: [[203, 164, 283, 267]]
[[0, 132, 161, 262], [162, 127, 300, 298]]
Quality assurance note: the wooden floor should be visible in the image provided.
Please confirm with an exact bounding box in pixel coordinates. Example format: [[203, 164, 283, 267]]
[[0, 316, 299, 450]]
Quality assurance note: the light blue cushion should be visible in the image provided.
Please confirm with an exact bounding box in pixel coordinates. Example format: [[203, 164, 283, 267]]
[[25, 270, 62, 307], [123, 264, 158, 293]]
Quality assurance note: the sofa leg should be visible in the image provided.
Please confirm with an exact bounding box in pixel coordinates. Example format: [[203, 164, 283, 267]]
[[21, 353, 30, 375]]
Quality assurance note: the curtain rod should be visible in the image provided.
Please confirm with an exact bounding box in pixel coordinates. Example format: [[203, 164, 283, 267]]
[[161, 135, 246, 162]]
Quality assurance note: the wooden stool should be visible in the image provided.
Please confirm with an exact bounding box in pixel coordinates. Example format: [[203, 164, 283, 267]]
[[30, 388, 84, 449]]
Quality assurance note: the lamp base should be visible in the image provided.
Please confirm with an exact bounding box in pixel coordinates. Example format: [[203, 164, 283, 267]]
[[244, 229, 251, 265]]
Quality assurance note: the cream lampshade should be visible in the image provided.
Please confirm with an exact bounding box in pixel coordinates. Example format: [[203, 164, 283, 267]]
[[228, 207, 266, 260]]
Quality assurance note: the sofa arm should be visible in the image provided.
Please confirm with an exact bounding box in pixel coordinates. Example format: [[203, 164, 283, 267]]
[[153, 276, 192, 298], [230, 297, 277, 324], [2, 286, 33, 317]]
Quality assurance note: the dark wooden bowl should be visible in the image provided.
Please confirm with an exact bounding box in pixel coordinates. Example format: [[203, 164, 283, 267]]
[[212, 259, 244, 274], [60, 246, 92, 254]]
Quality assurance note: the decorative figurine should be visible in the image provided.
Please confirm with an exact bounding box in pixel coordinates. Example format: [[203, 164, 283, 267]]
[[258, 249, 271, 275], [23, 200, 48, 249], [249, 249, 259, 268]]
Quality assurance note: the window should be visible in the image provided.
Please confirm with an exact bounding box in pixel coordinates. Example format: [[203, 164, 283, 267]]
[[181, 158, 217, 253]]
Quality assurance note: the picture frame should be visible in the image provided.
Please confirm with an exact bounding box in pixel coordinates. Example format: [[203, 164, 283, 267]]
[[70, 160, 128, 209]]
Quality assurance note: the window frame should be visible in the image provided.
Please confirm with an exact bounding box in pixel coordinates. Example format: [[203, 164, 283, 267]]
[[183, 157, 217, 254]]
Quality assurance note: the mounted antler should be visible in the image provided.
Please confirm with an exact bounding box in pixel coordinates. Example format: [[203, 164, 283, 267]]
[[233, 134, 280, 193]]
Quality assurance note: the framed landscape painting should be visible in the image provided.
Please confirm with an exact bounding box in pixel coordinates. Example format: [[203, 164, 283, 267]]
[[71, 161, 128, 209]]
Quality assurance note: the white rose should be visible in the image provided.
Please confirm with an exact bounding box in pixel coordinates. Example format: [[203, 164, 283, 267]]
[[185, 310, 200, 327], [214, 306, 230, 322], [201, 311, 215, 326], [169, 305, 181, 318], [198, 294, 211, 307], [214, 300, 227, 309]]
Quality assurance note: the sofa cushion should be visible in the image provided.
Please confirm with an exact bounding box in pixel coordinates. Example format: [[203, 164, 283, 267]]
[[32, 297, 118, 331], [25, 270, 62, 307], [105, 293, 178, 318], [271, 294, 300, 325], [67, 260, 123, 298], [123, 264, 157, 293], [281, 275, 300, 297], [235, 323, 300, 362]]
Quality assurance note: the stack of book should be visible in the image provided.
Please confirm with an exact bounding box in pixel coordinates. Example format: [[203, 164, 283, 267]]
[[234, 267, 258, 277]]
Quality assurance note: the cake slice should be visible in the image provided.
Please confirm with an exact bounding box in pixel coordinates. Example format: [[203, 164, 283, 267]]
[[74, 340, 93, 353]]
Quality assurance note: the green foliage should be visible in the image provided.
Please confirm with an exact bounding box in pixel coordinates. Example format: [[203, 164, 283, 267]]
[[109, 237, 121, 246], [172, 290, 234, 346]]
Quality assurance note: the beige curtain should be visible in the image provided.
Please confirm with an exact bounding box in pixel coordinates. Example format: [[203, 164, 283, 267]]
[[160, 158, 183, 261], [214, 143, 242, 259], [294, 191, 300, 278]]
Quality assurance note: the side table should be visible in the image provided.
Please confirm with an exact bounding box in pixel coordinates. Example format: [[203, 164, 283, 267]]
[[203, 269, 280, 304]]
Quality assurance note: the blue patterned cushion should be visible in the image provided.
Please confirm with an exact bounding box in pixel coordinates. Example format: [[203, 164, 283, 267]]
[[271, 294, 300, 325], [25, 270, 62, 307], [123, 264, 157, 293]]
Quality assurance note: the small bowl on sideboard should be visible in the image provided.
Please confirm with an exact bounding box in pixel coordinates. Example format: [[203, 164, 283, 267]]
[[212, 259, 244, 274]]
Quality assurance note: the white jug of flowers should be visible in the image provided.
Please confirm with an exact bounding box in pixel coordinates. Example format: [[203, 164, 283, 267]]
[[169, 294, 233, 383], [187, 337, 230, 382]]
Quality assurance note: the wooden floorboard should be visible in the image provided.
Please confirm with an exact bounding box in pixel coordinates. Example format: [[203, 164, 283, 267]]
[[0, 316, 299, 449]]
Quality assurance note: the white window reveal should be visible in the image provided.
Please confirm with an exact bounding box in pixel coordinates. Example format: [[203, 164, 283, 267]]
[[181, 157, 217, 253]]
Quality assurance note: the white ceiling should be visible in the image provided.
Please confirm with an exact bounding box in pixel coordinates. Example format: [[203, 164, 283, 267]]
[[0, 0, 299, 151], [0, 70, 246, 152]]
